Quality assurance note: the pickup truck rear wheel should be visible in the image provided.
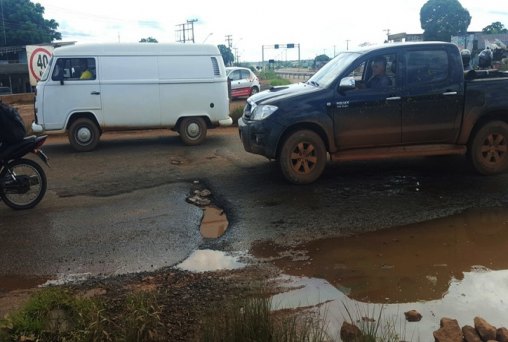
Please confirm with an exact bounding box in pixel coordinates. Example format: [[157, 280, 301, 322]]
[[279, 130, 327, 184], [179, 117, 207, 146], [68, 118, 100, 152], [469, 120, 508, 175]]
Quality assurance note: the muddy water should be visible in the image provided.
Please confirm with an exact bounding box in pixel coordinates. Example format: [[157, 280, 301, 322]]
[[200, 206, 229, 239], [250, 206, 508, 303]]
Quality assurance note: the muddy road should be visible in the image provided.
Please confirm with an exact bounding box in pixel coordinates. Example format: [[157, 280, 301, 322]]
[[1, 124, 508, 331]]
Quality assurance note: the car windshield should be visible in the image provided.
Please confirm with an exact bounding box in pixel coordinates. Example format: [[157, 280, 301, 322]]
[[307, 52, 361, 88]]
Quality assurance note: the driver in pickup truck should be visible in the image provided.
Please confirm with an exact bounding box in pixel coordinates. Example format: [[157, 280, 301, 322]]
[[366, 56, 391, 89]]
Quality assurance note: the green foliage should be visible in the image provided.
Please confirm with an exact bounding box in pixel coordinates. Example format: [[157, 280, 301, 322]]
[[139, 37, 158, 43], [218, 44, 234, 66], [0, 287, 166, 341], [420, 0, 471, 42], [482, 21, 508, 34], [200, 296, 328, 342], [0, 0, 61, 46]]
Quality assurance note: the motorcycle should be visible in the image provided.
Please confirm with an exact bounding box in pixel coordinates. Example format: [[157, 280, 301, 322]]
[[0, 135, 49, 210]]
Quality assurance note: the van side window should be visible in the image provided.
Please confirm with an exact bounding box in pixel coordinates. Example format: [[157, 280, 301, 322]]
[[406, 50, 448, 85], [52, 58, 96, 81]]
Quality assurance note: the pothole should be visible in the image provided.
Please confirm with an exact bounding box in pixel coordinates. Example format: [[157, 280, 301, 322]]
[[186, 181, 229, 239]]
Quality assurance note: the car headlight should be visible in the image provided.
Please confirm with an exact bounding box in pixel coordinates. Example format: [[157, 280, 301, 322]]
[[251, 105, 278, 121]]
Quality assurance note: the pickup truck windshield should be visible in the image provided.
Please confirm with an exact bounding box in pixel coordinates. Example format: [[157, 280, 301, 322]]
[[307, 52, 361, 88]]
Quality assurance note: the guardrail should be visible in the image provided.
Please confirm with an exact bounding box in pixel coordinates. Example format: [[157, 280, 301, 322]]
[[274, 69, 315, 81]]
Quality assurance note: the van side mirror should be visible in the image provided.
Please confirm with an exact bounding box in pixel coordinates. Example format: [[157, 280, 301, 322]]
[[339, 77, 356, 92]]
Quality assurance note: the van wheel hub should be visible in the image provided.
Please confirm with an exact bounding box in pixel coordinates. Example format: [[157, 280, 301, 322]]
[[186, 123, 200, 138], [77, 127, 92, 143]]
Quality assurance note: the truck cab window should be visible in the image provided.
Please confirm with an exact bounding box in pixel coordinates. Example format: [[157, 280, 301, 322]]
[[406, 50, 448, 85]]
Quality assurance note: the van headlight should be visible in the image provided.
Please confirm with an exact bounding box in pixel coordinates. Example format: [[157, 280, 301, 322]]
[[251, 105, 278, 121]]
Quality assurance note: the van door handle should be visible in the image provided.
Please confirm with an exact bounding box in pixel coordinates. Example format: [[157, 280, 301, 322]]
[[91, 91, 100, 95], [443, 91, 457, 96], [386, 96, 401, 101]]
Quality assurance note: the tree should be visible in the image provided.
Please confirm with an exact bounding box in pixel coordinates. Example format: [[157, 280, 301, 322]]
[[420, 0, 471, 42], [313, 54, 330, 69], [218, 44, 234, 66], [482, 22, 508, 34], [0, 0, 61, 46], [139, 37, 158, 43]]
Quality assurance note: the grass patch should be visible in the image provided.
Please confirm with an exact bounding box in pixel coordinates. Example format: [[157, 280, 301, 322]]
[[342, 303, 408, 342], [199, 295, 329, 342], [258, 70, 292, 87], [0, 287, 166, 342]]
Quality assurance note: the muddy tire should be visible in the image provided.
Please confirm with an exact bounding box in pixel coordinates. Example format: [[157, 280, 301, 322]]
[[179, 117, 207, 146], [68, 118, 100, 152], [468, 120, 508, 175], [250, 87, 259, 96], [279, 130, 327, 184]]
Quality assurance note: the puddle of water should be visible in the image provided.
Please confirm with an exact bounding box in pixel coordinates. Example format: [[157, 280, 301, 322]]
[[250, 207, 508, 303], [271, 271, 508, 341], [176, 249, 244, 273], [200, 206, 229, 239]]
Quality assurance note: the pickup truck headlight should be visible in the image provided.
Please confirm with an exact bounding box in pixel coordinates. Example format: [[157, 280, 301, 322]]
[[251, 105, 278, 121]]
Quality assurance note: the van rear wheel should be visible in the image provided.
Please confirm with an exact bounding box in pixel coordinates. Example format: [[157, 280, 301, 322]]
[[179, 117, 207, 145], [68, 118, 100, 152]]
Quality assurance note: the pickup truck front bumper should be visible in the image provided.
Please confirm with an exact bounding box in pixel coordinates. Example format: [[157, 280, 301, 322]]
[[238, 117, 281, 159]]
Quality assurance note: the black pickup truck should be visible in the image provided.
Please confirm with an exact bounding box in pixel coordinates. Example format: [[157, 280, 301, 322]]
[[238, 42, 508, 184]]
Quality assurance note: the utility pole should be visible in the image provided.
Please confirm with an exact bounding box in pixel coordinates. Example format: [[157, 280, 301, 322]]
[[346, 40, 350, 51], [383, 28, 391, 42], [225, 35, 233, 49], [187, 19, 198, 43]]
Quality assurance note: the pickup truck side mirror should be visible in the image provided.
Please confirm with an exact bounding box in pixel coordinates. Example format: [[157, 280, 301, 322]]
[[339, 77, 356, 92]]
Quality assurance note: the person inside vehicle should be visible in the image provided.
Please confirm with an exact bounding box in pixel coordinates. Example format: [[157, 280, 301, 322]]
[[366, 56, 391, 89], [79, 59, 93, 80]]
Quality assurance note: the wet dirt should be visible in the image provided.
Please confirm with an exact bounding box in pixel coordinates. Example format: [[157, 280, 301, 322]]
[[250, 206, 508, 303]]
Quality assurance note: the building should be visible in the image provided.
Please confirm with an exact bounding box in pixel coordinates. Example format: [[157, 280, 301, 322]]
[[0, 42, 74, 94]]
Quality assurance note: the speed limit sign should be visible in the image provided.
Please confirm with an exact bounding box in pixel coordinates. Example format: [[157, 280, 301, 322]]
[[26, 45, 54, 86]]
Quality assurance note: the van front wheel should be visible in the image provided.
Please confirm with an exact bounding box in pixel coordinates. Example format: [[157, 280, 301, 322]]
[[179, 117, 207, 145], [68, 118, 100, 152]]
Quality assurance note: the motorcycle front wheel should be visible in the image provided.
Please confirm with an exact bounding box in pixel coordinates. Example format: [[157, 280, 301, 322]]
[[0, 158, 47, 210]]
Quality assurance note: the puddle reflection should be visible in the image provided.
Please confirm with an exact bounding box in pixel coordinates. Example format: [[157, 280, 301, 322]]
[[177, 249, 244, 273], [251, 207, 508, 303]]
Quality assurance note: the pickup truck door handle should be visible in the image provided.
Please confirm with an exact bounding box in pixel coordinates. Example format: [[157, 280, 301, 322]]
[[443, 91, 457, 96], [386, 96, 401, 101], [91, 91, 101, 95]]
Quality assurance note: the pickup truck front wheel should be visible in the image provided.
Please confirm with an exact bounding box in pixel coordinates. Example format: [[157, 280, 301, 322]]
[[469, 120, 508, 175], [279, 130, 327, 184]]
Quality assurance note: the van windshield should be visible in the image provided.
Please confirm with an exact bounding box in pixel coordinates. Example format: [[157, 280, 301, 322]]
[[40, 57, 53, 82], [307, 52, 361, 88]]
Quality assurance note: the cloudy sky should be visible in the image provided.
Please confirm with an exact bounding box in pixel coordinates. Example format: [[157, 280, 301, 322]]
[[35, 0, 508, 62]]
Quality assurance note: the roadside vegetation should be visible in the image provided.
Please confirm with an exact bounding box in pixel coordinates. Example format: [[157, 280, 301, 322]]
[[258, 70, 292, 87], [0, 279, 409, 342]]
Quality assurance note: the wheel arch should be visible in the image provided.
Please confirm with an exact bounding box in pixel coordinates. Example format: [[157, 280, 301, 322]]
[[467, 111, 508, 147], [276, 122, 331, 160], [66, 112, 102, 134], [175, 115, 212, 130]]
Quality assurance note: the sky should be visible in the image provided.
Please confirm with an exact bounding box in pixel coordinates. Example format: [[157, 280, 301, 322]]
[[35, 0, 508, 63]]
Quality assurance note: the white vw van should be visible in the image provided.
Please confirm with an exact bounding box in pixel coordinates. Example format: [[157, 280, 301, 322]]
[[32, 43, 232, 151]]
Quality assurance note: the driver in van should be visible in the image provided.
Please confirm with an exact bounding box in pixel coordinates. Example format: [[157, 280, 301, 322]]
[[79, 59, 93, 80]]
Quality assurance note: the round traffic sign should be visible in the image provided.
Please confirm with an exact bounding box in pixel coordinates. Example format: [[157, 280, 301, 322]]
[[29, 47, 53, 82]]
